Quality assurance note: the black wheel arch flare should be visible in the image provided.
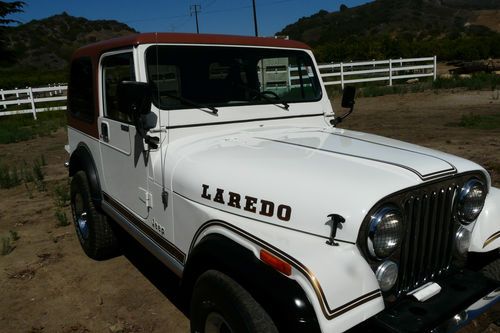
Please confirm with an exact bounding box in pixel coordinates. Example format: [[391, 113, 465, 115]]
[[182, 232, 321, 333], [69, 143, 102, 209]]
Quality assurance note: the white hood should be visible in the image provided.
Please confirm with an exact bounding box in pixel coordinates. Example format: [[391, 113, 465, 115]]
[[169, 126, 486, 243]]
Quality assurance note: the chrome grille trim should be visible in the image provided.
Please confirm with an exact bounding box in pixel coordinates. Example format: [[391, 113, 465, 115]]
[[397, 185, 458, 294]]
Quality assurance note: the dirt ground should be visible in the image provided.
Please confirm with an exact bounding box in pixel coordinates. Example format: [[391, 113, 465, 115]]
[[0, 89, 499, 333]]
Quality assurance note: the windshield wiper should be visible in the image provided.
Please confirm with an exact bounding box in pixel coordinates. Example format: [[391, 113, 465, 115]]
[[163, 92, 218, 115], [254, 90, 290, 111]]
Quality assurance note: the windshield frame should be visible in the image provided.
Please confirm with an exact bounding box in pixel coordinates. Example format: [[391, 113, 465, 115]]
[[144, 44, 323, 111]]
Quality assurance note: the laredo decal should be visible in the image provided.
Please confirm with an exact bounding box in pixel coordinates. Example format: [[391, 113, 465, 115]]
[[201, 184, 292, 222]]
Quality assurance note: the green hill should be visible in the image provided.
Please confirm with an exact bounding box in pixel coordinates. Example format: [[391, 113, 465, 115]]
[[0, 13, 136, 87], [278, 0, 500, 62], [1, 12, 136, 70]]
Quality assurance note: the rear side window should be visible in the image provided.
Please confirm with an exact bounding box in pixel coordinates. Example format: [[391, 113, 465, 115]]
[[68, 57, 95, 123]]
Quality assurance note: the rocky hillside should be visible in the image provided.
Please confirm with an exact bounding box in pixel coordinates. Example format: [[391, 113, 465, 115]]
[[1, 13, 136, 70], [278, 0, 500, 61]]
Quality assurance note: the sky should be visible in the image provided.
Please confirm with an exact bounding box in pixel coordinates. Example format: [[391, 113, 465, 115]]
[[8, 0, 372, 36]]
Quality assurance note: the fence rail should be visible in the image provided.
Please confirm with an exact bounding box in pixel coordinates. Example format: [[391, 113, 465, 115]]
[[318, 56, 437, 88], [0, 84, 67, 119], [0, 56, 436, 119]]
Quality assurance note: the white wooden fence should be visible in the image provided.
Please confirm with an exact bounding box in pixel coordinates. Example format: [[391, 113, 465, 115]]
[[319, 56, 437, 88], [0, 84, 67, 119], [0, 56, 436, 119]]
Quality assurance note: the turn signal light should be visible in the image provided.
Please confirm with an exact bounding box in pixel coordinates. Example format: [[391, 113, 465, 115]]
[[260, 250, 292, 276]]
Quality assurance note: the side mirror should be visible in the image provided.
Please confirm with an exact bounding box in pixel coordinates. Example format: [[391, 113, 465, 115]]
[[117, 81, 157, 135], [331, 86, 356, 126], [117, 81, 159, 149], [117, 81, 152, 117], [341, 86, 356, 109]]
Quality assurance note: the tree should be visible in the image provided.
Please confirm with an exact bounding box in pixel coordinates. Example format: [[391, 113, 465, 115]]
[[340, 4, 348, 12], [0, 1, 25, 65], [0, 1, 25, 26]]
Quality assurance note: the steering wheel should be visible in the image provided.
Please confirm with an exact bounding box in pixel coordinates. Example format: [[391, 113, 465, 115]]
[[260, 90, 280, 99], [251, 90, 280, 101]]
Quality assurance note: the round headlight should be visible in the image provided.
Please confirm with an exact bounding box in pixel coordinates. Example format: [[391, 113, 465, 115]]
[[457, 179, 486, 224], [376, 260, 398, 292], [367, 206, 404, 259], [455, 226, 471, 255]]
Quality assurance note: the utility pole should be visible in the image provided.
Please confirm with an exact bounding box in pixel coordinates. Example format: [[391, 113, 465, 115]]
[[252, 0, 258, 36], [190, 4, 201, 34]]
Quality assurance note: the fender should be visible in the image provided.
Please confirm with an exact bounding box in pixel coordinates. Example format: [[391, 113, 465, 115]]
[[182, 233, 321, 333], [470, 187, 500, 252], [69, 143, 102, 208]]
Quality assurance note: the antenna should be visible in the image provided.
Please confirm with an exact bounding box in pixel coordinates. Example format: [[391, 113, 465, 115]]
[[190, 4, 201, 34]]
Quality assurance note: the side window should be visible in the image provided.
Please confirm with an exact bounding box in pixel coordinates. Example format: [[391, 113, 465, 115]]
[[68, 57, 94, 123], [102, 52, 135, 123]]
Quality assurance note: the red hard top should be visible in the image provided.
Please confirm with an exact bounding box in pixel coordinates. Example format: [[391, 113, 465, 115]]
[[73, 32, 311, 59]]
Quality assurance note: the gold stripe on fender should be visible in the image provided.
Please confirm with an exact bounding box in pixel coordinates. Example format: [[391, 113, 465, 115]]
[[483, 231, 500, 249], [190, 220, 382, 320], [102, 192, 186, 263]]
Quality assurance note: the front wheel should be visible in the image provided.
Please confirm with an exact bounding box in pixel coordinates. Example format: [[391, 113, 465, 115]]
[[70, 170, 120, 260], [190, 270, 278, 333]]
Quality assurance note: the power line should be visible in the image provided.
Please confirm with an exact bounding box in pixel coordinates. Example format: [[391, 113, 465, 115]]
[[123, 0, 299, 32]]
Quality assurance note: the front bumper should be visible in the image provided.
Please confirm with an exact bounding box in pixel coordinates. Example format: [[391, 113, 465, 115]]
[[363, 270, 499, 332], [434, 287, 499, 332]]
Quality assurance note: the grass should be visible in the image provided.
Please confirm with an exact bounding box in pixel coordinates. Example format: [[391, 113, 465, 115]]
[[0, 164, 21, 189], [9, 230, 20, 241], [1, 236, 14, 255], [0, 68, 67, 90], [53, 182, 70, 207], [33, 157, 46, 192], [0, 156, 48, 191], [0, 111, 66, 144], [25, 183, 34, 199], [326, 73, 500, 99], [54, 210, 70, 227], [21, 160, 34, 183], [459, 113, 500, 130], [1, 231, 20, 256], [433, 73, 500, 91]]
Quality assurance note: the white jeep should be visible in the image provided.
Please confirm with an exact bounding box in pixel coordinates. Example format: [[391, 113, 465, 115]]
[[66, 33, 500, 333]]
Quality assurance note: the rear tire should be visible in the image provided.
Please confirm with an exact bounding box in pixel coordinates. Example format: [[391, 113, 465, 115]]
[[190, 270, 278, 333], [70, 170, 120, 260]]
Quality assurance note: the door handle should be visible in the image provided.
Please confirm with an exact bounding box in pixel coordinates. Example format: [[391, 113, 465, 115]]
[[101, 122, 109, 142]]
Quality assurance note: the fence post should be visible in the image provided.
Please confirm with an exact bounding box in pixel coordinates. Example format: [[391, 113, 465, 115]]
[[1, 89, 5, 110], [340, 62, 344, 89], [15, 88, 20, 105], [28, 86, 37, 120], [433, 55, 437, 81], [389, 59, 393, 86]]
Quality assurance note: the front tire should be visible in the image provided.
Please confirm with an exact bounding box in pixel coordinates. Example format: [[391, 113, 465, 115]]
[[70, 170, 119, 260], [190, 270, 278, 333]]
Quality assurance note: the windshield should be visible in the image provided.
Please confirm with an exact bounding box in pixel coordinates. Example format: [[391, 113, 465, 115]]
[[146, 45, 322, 110]]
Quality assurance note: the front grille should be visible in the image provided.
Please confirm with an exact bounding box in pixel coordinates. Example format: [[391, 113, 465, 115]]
[[396, 185, 459, 295]]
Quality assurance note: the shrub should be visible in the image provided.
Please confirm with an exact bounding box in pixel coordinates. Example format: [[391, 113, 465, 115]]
[[1, 237, 14, 255], [0, 164, 21, 189], [53, 183, 70, 207], [55, 210, 70, 227]]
